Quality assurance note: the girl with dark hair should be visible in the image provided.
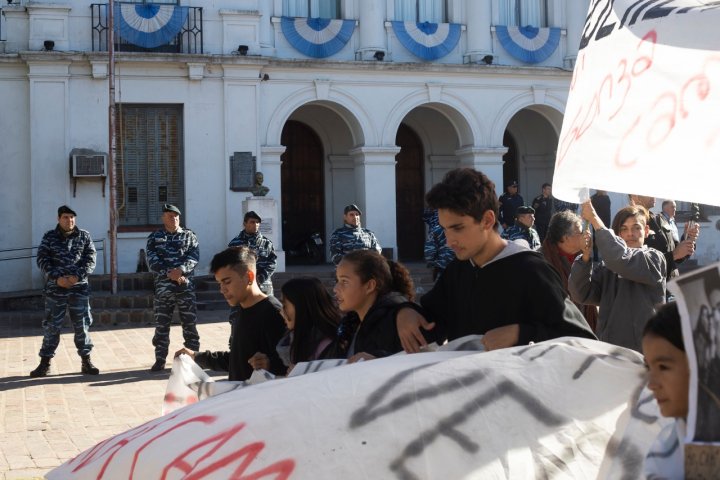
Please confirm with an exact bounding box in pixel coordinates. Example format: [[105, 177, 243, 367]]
[[333, 250, 426, 362], [642, 302, 688, 478], [277, 277, 341, 371], [248, 277, 341, 376], [569, 201, 667, 351]]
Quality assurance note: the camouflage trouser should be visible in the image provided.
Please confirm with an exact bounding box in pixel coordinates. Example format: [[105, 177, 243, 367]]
[[39, 288, 94, 358], [151, 282, 200, 361]]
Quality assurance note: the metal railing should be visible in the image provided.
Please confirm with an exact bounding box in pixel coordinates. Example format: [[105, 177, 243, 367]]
[[0, 239, 108, 274], [90, 4, 203, 54]]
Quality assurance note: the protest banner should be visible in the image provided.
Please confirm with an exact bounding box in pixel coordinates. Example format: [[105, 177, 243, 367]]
[[553, 0, 720, 205], [48, 337, 663, 479], [668, 263, 720, 477]]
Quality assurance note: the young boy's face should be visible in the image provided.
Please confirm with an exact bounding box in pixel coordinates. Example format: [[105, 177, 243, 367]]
[[618, 215, 649, 248], [643, 334, 689, 418]]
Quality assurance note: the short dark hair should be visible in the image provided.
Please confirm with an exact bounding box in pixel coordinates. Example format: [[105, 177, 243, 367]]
[[244, 211, 261, 223], [611, 205, 649, 235], [546, 210, 582, 245], [643, 302, 684, 352], [425, 168, 499, 225], [542, 183, 551, 189], [210, 246, 257, 276]]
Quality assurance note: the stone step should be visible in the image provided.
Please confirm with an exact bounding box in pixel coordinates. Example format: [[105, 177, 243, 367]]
[[1, 264, 437, 322], [88, 273, 155, 292], [2, 308, 155, 328]]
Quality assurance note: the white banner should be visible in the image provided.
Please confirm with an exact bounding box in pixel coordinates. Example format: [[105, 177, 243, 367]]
[[553, 1, 720, 205], [48, 338, 665, 479]]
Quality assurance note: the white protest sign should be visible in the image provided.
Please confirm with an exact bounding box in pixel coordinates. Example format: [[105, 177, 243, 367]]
[[668, 262, 720, 444], [49, 338, 664, 480], [553, 1, 720, 205]]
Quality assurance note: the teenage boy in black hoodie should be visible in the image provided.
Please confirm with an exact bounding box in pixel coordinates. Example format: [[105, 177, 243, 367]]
[[397, 168, 596, 352]]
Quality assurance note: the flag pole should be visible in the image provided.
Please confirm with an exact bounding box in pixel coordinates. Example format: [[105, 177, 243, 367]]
[[108, 1, 118, 295]]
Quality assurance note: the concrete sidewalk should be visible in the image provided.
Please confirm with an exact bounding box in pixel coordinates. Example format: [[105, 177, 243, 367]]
[[0, 310, 233, 479]]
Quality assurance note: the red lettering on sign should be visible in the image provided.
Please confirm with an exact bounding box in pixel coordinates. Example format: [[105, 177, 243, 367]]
[[614, 55, 720, 168], [160, 423, 295, 479], [557, 30, 657, 167]]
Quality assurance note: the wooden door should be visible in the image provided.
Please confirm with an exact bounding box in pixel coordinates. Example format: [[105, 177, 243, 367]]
[[503, 130, 519, 191], [281, 121, 326, 264], [395, 123, 425, 261]]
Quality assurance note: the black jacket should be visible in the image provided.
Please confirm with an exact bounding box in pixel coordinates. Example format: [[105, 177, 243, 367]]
[[331, 292, 425, 359], [195, 296, 286, 380], [421, 244, 596, 345]]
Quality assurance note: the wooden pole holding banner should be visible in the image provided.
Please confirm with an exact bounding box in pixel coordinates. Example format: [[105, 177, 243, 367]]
[[107, 1, 118, 295]]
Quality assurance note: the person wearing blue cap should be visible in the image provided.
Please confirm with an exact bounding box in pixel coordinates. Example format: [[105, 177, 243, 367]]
[[228, 210, 277, 295], [329, 204, 382, 265], [31, 205, 99, 377], [146, 204, 200, 372], [501, 205, 541, 250], [498, 180, 524, 230]]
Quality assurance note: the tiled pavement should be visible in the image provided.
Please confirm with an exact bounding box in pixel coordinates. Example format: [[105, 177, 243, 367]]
[[0, 310, 231, 479]]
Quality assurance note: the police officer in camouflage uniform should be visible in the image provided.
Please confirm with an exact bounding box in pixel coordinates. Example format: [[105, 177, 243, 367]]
[[423, 208, 455, 281], [146, 204, 200, 372], [498, 180, 524, 230], [329, 204, 382, 265], [500, 205, 541, 250], [31, 205, 99, 377], [228, 211, 277, 295]]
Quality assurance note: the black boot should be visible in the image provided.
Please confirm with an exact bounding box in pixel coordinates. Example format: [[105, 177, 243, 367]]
[[150, 359, 166, 372], [30, 357, 51, 377], [81, 355, 100, 375]]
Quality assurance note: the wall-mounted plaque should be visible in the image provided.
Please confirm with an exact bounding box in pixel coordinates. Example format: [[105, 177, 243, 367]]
[[229, 152, 256, 192]]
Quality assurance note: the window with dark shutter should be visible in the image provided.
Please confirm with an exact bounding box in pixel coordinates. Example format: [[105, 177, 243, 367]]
[[115, 104, 184, 228]]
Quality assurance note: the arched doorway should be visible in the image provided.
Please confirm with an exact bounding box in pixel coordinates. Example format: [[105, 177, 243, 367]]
[[281, 120, 325, 264], [503, 107, 560, 200], [395, 123, 425, 261], [502, 130, 519, 192]]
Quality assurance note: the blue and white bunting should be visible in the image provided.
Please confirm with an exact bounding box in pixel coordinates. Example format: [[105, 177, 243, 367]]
[[495, 25, 561, 64], [114, 3, 189, 49], [281, 17, 355, 58], [391, 21, 461, 61]]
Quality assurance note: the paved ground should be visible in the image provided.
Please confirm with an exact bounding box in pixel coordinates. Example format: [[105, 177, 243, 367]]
[[0, 310, 232, 480]]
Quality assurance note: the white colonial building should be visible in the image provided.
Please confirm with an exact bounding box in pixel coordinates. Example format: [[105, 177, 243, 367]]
[[0, 0, 596, 292]]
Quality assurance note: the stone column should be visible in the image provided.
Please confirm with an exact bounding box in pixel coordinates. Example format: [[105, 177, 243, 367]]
[[258, 0, 276, 55], [28, 59, 71, 287], [260, 145, 286, 271], [349, 146, 401, 259], [26, 4, 71, 51], [455, 146, 508, 195], [565, 0, 590, 69], [356, 0, 386, 60], [463, 0, 493, 64]]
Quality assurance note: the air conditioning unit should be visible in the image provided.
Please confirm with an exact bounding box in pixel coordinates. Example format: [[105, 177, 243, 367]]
[[71, 154, 107, 177]]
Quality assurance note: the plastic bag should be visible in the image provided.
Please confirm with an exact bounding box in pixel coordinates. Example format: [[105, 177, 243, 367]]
[[162, 354, 213, 415]]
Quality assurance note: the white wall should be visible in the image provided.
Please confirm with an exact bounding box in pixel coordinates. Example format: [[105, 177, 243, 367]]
[[0, 0, 585, 291]]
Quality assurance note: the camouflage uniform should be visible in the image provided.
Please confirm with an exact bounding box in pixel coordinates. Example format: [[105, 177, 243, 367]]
[[36, 225, 96, 358], [329, 224, 382, 265], [501, 224, 541, 250], [228, 230, 277, 295], [422, 209, 455, 280], [498, 192, 524, 228], [146, 227, 200, 362]]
